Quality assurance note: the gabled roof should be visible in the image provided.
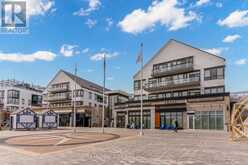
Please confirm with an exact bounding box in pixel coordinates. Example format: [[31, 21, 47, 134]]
[[134, 39, 226, 78], [62, 70, 110, 93], [105, 90, 130, 97]]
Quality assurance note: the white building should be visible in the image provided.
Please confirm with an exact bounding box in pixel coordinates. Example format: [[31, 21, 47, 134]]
[[114, 39, 230, 131], [42, 70, 110, 127], [0, 80, 43, 112], [105, 90, 129, 127]]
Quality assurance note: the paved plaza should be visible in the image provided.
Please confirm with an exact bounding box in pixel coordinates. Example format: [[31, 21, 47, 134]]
[[0, 128, 248, 165]]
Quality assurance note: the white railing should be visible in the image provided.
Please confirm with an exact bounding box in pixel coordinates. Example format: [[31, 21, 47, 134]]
[[153, 63, 193, 75], [147, 77, 200, 89], [47, 94, 71, 101], [49, 86, 69, 92]]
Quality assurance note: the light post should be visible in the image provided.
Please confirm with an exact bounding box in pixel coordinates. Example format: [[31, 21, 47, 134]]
[[139, 43, 144, 136], [73, 64, 77, 134], [102, 53, 106, 134]]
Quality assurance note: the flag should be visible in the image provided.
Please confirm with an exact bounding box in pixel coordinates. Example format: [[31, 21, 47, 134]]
[[136, 43, 143, 64]]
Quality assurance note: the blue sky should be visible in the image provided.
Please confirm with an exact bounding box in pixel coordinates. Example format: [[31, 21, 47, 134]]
[[0, 0, 248, 93]]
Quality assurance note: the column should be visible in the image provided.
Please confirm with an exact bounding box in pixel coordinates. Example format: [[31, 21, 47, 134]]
[[57, 114, 60, 127], [150, 108, 155, 129], [125, 111, 128, 128], [113, 111, 117, 128]]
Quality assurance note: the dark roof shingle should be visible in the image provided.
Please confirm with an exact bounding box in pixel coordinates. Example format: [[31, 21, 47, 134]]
[[62, 70, 110, 93]]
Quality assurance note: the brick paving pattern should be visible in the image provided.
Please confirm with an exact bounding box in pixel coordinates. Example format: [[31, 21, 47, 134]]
[[0, 128, 247, 165]]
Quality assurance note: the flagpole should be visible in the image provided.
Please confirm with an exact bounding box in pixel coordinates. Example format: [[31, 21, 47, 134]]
[[140, 43, 144, 136], [102, 53, 106, 134], [73, 63, 77, 134]]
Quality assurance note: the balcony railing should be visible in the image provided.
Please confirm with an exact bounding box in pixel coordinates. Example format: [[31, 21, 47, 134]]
[[145, 77, 200, 92], [48, 85, 69, 93], [152, 63, 193, 77], [46, 94, 71, 101]]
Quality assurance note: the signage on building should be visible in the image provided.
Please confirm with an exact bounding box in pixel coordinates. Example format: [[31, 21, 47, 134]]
[[20, 115, 34, 123], [44, 116, 56, 123]]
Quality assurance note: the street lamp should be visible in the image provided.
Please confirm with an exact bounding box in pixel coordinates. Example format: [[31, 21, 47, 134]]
[[73, 63, 77, 134], [102, 53, 106, 134]]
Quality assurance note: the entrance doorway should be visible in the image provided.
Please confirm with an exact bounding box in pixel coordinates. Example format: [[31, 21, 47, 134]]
[[10, 116, 13, 129], [155, 108, 186, 129], [76, 113, 91, 127], [128, 110, 151, 129], [188, 115, 195, 129], [117, 112, 126, 128], [160, 112, 183, 129], [59, 113, 70, 127]]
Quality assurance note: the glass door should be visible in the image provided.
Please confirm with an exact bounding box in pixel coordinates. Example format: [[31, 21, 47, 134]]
[[188, 115, 194, 129]]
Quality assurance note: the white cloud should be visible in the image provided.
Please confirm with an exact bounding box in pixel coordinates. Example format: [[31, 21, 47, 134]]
[[218, 10, 248, 28], [0, 51, 56, 62], [105, 18, 114, 31], [90, 51, 119, 61], [215, 2, 223, 8], [196, 0, 210, 7], [73, 0, 101, 16], [203, 48, 228, 56], [82, 48, 90, 54], [118, 0, 199, 34], [89, 0, 101, 9], [85, 19, 97, 28], [50, 8, 57, 14], [1, 0, 55, 27], [15, 0, 55, 17], [60, 44, 80, 57], [223, 34, 241, 43], [235, 59, 247, 65]]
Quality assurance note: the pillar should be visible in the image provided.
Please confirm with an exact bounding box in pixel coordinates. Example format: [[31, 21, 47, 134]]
[[150, 108, 155, 129]]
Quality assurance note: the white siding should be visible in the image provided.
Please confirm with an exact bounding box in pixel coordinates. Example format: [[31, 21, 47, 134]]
[[133, 40, 225, 96], [44, 71, 108, 108]]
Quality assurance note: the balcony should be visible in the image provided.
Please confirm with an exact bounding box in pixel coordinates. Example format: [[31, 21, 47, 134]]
[[144, 77, 200, 92], [152, 63, 193, 77], [46, 94, 71, 102], [48, 86, 70, 93]]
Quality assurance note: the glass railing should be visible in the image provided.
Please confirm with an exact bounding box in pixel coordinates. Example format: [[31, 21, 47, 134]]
[[152, 63, 193, 76], [146, 77, 200, 89]]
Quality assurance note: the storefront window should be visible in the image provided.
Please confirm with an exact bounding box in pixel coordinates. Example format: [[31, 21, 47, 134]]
[[117, 112, 126, 128], [201, 111, 209, 129], [160, 112, 183, 129], [216, 111, 224, 130], [209, 111, 216, 130], [128, 110, 151, 129], [195, 113, 201, 129], [177, 112, 183, 128], [194, 111, 224, 130]]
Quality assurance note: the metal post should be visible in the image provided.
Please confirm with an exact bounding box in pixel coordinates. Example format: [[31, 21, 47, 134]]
[[73, 64, 77, 134], [102, 53, 106, 134], [140, 43, 144, 136]]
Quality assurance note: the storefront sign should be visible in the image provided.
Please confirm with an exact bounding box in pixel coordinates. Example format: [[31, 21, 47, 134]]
[[20, 115, 34, 123], [45, 116, 56, 123]]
